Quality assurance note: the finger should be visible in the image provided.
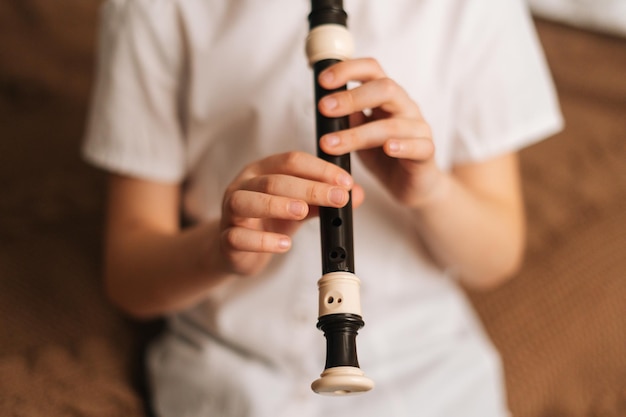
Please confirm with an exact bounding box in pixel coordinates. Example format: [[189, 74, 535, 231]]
[[239, 175, 350, 208], [320, 118, 431, 155], [222, 227, 291, 253], [351, 184, 365, 209], [225, 190, 309, 220], [251, 152, 353, 188], [319, 78, 420, 119], [385, 137, 435, 162], [294, 183, 365, 220], [318, 57, 387, 88]]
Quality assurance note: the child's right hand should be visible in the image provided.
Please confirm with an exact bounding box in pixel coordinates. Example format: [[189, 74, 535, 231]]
[[218, 151, 362, 277]]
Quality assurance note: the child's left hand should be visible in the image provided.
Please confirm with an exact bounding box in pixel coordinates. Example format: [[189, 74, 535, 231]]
[[317, 57, 443, 208]]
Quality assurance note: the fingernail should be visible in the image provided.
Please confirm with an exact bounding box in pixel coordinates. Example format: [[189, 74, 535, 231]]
[[329, 188, 347, 205], [323, 134, 340, 147], [278, 237, 291, 249], [320, 70, 334, 84], [321, 96, 338, 110], [388, 140, 401, 154], [337, 173, 353, 187], [288, 201, 306, 217]]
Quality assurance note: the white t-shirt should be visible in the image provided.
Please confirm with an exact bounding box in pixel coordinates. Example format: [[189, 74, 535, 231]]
[[84, 1, 562, 416]]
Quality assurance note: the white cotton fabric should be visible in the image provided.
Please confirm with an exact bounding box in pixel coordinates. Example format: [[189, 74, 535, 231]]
[[83, 0, 563, 416]]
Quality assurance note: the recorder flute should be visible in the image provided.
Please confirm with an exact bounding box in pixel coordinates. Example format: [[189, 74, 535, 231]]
[[306, 0, 373, 396]]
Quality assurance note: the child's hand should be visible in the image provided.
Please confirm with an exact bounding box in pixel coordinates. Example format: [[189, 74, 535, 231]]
[[317, 58, 443, 208], [219, 152, 363, 276]]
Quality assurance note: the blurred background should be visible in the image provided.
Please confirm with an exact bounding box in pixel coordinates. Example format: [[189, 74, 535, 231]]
[[0, 1, 625, 416]]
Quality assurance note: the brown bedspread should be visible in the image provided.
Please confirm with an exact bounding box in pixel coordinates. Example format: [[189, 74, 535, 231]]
[[467, 19, 626, 417], [1, 1, 625, 415]]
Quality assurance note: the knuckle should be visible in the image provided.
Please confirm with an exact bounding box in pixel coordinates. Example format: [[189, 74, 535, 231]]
[[379, 77, 398, 96], [363, 57, 379, 69], [240, 160, 259, 178], [306, 184, 322, 202], [257, 175, 278, 195], [422, 136, 436, 155], [344, 92, 357, 113], [418, 121, 433, 138], [344, 128, 361, 148], [225, 190, 242, 212], [281, 151, 304, 170], [385, 118, 403, 136], [264, 194, 274, 216], [258, 233, 270, 251], [222, 227, 240, 249], [320, 162, 340, 184]]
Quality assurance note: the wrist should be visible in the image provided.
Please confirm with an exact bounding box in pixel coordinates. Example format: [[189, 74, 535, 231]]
[[195, 220, 236, 284], [407, 163, 452, 210]]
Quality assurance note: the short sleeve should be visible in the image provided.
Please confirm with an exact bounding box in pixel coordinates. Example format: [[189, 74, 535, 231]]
[[450, 0, 564, 164], [82, 0, 186, 183]]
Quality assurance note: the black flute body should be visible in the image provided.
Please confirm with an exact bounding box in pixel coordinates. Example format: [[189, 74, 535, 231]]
[[307, 0, 373, 395], [313, 59, 354, 276]]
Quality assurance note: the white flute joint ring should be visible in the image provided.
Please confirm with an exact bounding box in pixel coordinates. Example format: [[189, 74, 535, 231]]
[[306, 24, 354, 66]]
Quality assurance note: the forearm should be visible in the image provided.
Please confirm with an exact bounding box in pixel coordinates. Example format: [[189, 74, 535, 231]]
[[104, 219, 232, 319], [410, 160, 525, 289]]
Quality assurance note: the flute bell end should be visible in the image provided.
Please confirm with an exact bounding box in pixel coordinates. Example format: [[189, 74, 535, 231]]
[[311, 366, 374, 396]]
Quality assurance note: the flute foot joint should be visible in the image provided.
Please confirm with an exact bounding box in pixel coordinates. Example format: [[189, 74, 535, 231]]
[[311, 366, 374, 395]]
